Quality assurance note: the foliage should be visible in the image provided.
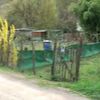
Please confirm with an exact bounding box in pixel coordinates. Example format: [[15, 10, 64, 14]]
[[56, 0, 77, 32], [72, 0, 100, 41], [0, 17, 17, 67], [0, 0, 12, 17], [7, 0, 58, 29], [7, 0, 78, 32]]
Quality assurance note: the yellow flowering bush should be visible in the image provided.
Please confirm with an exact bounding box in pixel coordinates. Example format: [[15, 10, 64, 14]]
[[0, 17, 17, 67]]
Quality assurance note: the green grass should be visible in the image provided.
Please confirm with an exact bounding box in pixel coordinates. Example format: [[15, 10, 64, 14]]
[[24, 54, 100, 100], [0, 54, 100, 100]]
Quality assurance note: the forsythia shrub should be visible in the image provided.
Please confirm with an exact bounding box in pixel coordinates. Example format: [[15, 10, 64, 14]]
[[0, 17, 18, 67]]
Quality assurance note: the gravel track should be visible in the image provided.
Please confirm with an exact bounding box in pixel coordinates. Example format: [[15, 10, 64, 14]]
[[0, 73, 89, 100]]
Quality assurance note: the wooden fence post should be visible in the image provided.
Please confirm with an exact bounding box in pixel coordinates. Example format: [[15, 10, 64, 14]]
[[32, 41, 36, 75], [51, 39, 57, 80], [75, 36, 83, 81]]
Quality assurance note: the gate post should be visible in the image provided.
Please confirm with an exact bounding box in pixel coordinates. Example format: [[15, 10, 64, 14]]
[[75, 36, 83, 81], [51, 39, 57, 80]]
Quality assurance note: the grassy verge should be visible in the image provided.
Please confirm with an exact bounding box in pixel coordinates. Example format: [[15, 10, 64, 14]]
[[24, 54, 100, 100], [0, 54, 100, 100]]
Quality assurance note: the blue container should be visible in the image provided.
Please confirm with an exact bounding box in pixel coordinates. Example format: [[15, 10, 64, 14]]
[[43, 40, 52, 51]]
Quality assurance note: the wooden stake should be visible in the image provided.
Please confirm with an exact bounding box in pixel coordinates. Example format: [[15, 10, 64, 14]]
[[32, 41, 36, 75], [75, 36, 83, 81], [51, 39, 57, 80]]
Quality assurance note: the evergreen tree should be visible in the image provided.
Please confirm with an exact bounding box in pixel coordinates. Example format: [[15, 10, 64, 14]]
[[73, 0, 100, 41]]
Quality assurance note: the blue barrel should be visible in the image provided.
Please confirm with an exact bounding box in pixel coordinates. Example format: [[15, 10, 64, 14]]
[[43, 40, 52, 51]]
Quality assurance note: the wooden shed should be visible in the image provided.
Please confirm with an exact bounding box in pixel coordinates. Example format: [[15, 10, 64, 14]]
[[32, 30, 47, 39]]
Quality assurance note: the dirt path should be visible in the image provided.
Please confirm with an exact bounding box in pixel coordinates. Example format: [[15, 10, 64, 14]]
[[0, 73, 89, 100]]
